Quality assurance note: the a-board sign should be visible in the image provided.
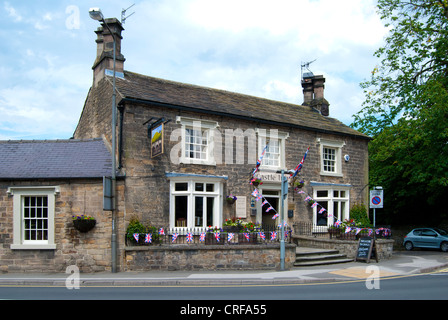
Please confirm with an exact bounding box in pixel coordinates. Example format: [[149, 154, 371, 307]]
[[355, 237, 378, 263]]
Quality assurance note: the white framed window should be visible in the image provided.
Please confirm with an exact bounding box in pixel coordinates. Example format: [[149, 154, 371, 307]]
[[7, 186, 59, 250], [318, 138, 344, 177], [311, 183, 350, 227], [176, 116, 219, 165], [256, 129, 289, 170], [168, 175, 224, 231]]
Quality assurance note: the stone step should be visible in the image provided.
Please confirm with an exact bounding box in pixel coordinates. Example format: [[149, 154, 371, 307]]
[[293, 247, 353, 267]]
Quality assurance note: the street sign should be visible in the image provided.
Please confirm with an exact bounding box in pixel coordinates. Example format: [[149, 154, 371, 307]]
[[370, 190, 383, 209]]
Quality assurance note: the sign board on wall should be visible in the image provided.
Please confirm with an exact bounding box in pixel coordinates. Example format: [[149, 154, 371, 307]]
[[236, 196, 247, 218], [151, 122, 164, 158]]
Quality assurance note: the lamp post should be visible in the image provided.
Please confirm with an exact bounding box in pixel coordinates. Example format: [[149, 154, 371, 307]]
[[89, 8, 118, 273]]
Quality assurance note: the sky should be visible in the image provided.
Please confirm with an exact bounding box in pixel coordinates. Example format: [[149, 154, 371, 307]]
[[0, 0, 389, 140]]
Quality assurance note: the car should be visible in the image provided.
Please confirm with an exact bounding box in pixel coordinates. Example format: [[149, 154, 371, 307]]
[[403, 228, 448, 252]]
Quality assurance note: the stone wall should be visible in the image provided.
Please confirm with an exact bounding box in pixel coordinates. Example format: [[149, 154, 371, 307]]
[[292, 236, 394, 260], [0, 179, 125, 273], [124, 244, 297, 271]]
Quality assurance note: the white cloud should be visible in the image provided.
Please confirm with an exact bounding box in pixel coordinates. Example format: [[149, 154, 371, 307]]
[[4, 2, 22, 22]]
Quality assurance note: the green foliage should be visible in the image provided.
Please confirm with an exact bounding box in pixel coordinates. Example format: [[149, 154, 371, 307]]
[[351, 0, 448, 224], [350, 203, 372, 227], [126, 217, 159, 242]]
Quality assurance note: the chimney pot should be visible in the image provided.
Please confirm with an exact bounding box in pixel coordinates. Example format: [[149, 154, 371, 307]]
[[92, 18, 125, 87], [301, 74, 330, 116]]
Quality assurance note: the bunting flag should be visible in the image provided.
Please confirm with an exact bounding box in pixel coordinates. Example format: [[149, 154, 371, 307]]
[[304, 196, 311, 201], [266, 206, 274, 213], [270, 231, 277, 241], [261, 200, 268, 206], [228, 233, 234, 242], [334, 219, 342, 227], [252, 189, 260, 198], [298, 190, 306, 194], [243, 233, 250, 241], [368, 229, 373, 236], [272, 213, 279, 220], [172, 233, 179, 243], [199, 232, 206, 242], [355, 228, 362, 235], [345, 227, 352, 233], [311, 202, 318, 208], [133, 233, 139, 242], [290, 147, 310, 178], [215, 232, 220, 242], [159, 228, 165, 235], [319, 207, 326, 214], [252, 144, 268, 177], [145, 233, 152, 243], [259, 232, 266, 240], [186, 232, 193, 243]]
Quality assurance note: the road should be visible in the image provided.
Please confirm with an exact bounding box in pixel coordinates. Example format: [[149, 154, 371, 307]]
[[1, 271, 447, 301]]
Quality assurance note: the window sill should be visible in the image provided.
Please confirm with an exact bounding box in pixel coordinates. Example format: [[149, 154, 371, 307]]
[[179, 158, 216, 166], [10, 244, 56, 250], [320, 171, 343, 178]]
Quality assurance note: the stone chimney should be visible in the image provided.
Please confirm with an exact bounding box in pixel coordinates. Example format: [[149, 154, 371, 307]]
[[92, 18, 125, 87], [301, 74, 329, 116]]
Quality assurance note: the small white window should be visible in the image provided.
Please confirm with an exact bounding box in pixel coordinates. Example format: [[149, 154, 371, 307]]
[[176, 117, 219, 165], [318, 138, 344, 177], [8, 186, 59, 250], [256, 129, 289, 170]]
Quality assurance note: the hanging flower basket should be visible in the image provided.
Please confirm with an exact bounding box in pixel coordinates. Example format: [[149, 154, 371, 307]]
[[250, 178, 263, 187], [72, 215, 96, 232], [226, 194, 237, 204]]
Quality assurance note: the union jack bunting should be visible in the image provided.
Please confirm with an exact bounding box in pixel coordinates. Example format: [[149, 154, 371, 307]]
[[259, 232, 266, 240], [199, 232, 206, 242], [368, 229, 373, 236], [355, 228, 362, 235], [159, 228, 165, 235], [304, 196, 311, 202], [256, 195, 262, 201], [270, 231, 277, 241], [266, 206, 274, 212], [252, 144, 268, 176], [186, 232, 193, 242], [272, 213, 279, 219], [298, 190, 306, 194], [214, 232, 220, 242], [334, 219, 342, 227], [133, 233, 139, 242], [290, 146, 310, 178], [345, 227, 352, 233], [145, 233, 152, 243], [228, 233, 234, 242], [172, 233, 179, 243], [261, 200, 268, 206], [252, 189, 259, 198], [243, 233, 250, 241], [311, 202, 318, 208], [319, 207, 326, 214]]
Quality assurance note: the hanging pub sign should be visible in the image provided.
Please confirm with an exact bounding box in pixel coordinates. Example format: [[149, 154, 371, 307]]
[[145, 117, 170, 158], [150, 122, 164, 158]]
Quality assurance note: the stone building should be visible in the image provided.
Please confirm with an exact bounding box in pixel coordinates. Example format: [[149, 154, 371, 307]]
[[0, 18, 369, 272]]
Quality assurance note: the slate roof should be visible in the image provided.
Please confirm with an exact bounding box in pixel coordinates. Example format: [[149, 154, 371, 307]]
[[0, 139, 111, 180], [115, 71, 369, 140]]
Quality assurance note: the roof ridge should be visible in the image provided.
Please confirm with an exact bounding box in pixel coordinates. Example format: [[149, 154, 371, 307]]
[[0, 138, 104, 144]]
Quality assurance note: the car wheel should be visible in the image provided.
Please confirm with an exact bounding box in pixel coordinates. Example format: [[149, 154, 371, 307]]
[[441, 242, 448, 252], [404, 241, 413, 251]]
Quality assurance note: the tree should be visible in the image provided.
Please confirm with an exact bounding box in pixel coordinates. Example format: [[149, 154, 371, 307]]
[[351, 0, 448, 225]]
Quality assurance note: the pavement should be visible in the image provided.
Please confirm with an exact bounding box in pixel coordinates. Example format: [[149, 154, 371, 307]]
[[1, 250, 448, 287]]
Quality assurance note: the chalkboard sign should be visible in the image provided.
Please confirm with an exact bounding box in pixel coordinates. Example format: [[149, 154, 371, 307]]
[[356, 237, 378, 263]]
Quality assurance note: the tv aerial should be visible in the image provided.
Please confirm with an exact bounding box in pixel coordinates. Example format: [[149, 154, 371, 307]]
[[121, 4, 135, 24], [301, 59, 317, 79]]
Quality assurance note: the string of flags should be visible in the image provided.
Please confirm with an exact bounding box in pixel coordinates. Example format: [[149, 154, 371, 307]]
[[132, 230, 289, 243]]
